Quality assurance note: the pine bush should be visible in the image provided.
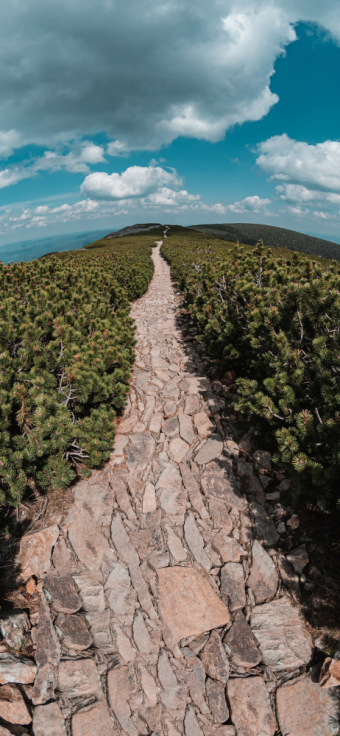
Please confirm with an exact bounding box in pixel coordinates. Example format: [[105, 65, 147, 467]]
[[0, 236, 154, 507]]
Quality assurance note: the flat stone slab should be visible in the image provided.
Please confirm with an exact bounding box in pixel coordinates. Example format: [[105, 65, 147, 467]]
[[202, 630, 230, 683], [251, 596, 313, 671], [0, 684, 31, 725], [228, 676, 276, 736], [33, 702, 66, 736], [72, 702, 117, 736], [201, 460, 244, 510], [0, 610, 29, 650], [0, 653, 37, 685], [206, 677, 229, 723], [220, 562, 246, 611], [17, 524, 59, 582], [249, 503, 279, 547], [276, 675, 340, 736], [248, 540, 279, 603], [158, 566, 230, 645], [58, 658, 103, 699], [44, 571, 82, 614], [195, 436, 223, 465], [56, 613, 93, 651], [225, 611, 261, 668], [126, 432, 155, 470]]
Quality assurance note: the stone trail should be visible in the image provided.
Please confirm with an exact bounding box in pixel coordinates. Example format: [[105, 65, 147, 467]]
[[1, 240, 339, 735]]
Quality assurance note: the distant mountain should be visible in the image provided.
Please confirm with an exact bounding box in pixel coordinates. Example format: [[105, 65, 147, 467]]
[[188, 223, 340, 261], [0, 229, 113, 264], [105, 223, 163, 238]]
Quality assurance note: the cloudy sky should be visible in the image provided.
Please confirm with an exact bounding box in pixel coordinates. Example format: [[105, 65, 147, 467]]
[[1, 0, 340, 246]]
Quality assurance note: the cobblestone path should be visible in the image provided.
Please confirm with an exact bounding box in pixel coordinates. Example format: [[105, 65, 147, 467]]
[[3, 241, 338, 735]]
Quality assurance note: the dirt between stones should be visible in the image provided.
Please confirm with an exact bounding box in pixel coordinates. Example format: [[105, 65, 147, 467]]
[[1, 240, 338, 736]]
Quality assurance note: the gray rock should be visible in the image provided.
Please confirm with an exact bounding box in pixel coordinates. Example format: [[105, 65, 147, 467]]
[[0, 610, 29, 650], [73, 572, 106, 612], [85, 609, 113, 650], [184, 512, 211, 571], [251, 596, 313, 671], [220, 562, 246, 610], [56, 613, 93, 651], [31, 592, 60, 704], [0, 652, 36, 685], [201, 459, 244, 510], [228, 676, 276, 736], [32, 702, 66, 736], [126, 432, 155, 470], [206, 677, 229, 723], [57, 657, 103, 699], [202, 630, 230, 683], [195, 436, 223, 465], [225, 611, 261, 668], [286, 545, 309, 574], [248, 540, 279, 603], [184, 706, 204, 736], [249, 503, 280, 547], [44, 571, 81, 614]]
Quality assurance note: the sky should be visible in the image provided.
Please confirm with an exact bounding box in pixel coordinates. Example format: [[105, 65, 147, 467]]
[[1, 1, 340, 248]]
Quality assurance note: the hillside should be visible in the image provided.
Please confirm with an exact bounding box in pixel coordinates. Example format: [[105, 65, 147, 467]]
[[189, 222, 340, 261]]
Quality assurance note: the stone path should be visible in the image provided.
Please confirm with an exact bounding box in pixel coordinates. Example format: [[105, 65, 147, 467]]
[[1, 240, 339, 735]]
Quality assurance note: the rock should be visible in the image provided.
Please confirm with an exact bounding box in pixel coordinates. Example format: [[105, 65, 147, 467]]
[[44, 571, 81, 614], [0, 727, 13, 735], [158, 650, 187, 720], [180, 464, 209, 520], [119, 410, 141, 434], [220, 563, 246, 611], [133, 611, 157, 661], [0, 611, 29, 650], [85, 610, 113, 650], [158, 567, 229, 646], [184, 396, 200, 415], [211, 532, 243, 563], [56, 613, 92, 651], [143, 481, 157, 513], [251, 596, 313, 671], [195, 437, 223, 465], [276, 556, 301, 603], [72, 702, 117, 736], [52, 537, 77, 571], [319, 657, 340, 688], [202, 630, 230, 683], [114, 624, 136, 664], [64, 478, 115, 572], [32, 702, 66, 736], [203, 728, 236, 736], [253, 450, 271, 471], [31, 592, 60, 704], [266, 491, 280, 501], [276, 675, 339, 735], [248, 540, 279, 603], [169, 437, 190, 463], [107, 665, 138, 736], [286, 545, 309, 574], [163, 401, 177, 418], [17, 525, 59, 582], [145, 509, 163, 554], [179, 413, 195, 445], [184, 512, 211, 571], [184, 706, 204, 736], [127, 432, 156, 471], [139, 663, 158, 707], [183, 647, 209, 714], [0, 684, 31, 724], [116, 477, 136, 519], [149, 413, 163, 435], [287, 514, 300, 530], [194, 411, 214, 438], [206, 677, 229, 723], [228, 676, 276, 736], [111, 513, 156, 619], [163, 417, 179, 439], [224, 440, 239, 459], [201, 460, 244, 510], [249, 503, 280, 547], [239, 511, 252, 546], [73, 572, 106, 612], [277, 521, 286, 535], [0, 653, 36, 685], [188, 632, 209, 655], [157, 464, 187, 525], [165, 525, 188, 564], [208, 500, 233, 533], [26, 576, 36, 595], [277, 479, 290, 491], [225, 611, 260, 668], [237, 459, 253, 478], [239, 428, 256, 454], [58, 657, 103, 699]]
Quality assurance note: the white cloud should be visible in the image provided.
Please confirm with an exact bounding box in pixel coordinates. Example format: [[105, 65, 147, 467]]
[[81, 165, 181, 200], [257, 135, 340, 192], [0, 1, 339, 152], [226, 195, 271, 213], [0, 168, 32, 189]]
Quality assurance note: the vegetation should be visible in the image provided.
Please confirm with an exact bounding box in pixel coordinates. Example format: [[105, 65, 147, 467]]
[[190, 222, 340, 262], [162, 232, 340, 505], [0, 235, 155, 508]]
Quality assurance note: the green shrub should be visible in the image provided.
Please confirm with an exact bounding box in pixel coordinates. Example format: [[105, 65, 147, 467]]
[[162, 235, 340, 504], [0, 236, 154, 507]]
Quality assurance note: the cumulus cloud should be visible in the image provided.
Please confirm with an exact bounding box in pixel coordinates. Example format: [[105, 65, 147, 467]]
[[225, 195, 271, 213], [81, 166, 181, 200], [257, 135, 340, 192], [0, 1, 339, 153]]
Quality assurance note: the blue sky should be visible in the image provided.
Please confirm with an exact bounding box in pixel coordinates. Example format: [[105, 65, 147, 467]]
[[1, 2, 340, 248]]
